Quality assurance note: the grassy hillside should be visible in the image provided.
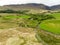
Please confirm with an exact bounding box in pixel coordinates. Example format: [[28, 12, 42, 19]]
[[40, 20, 60, 34], [50, 13, 60, 19], [40, 13, 60, 34]]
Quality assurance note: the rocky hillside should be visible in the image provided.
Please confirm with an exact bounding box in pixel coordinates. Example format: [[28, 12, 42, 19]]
[[0, 3, 49, 10], [50, 5, 60, 10], [0, 3, 60, 11]]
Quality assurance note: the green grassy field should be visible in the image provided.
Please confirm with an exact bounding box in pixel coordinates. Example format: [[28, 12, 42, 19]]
[[50, 13, 60, 19], [40, 20, 60, 34], [40, 13, 60, 34]]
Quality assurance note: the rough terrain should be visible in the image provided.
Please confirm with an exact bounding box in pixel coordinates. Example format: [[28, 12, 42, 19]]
[[0, 27, 42, 45]]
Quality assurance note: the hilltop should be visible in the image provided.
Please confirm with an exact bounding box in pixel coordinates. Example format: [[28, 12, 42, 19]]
[[0, 3, 50, 10], [0, 3, 60, 11]]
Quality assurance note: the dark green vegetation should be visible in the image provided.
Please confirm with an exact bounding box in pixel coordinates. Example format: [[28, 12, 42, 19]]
[[0, 12, 54, 29], [0, 9, 29, 14], [18, 13, 55, 28]]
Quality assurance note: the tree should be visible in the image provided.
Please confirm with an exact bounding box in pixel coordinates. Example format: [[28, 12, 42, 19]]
[[0, 9, 16, 13]]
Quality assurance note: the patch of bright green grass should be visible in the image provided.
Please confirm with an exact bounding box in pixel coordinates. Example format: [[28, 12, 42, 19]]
[[20, 15, 31, 19], [40, 20, 60, 34], [2, 15, 17, 20], [50, 13, 60, 19]]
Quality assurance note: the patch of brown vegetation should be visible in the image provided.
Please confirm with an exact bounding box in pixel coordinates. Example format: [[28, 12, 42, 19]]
[[0, 27, 42, 45]]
